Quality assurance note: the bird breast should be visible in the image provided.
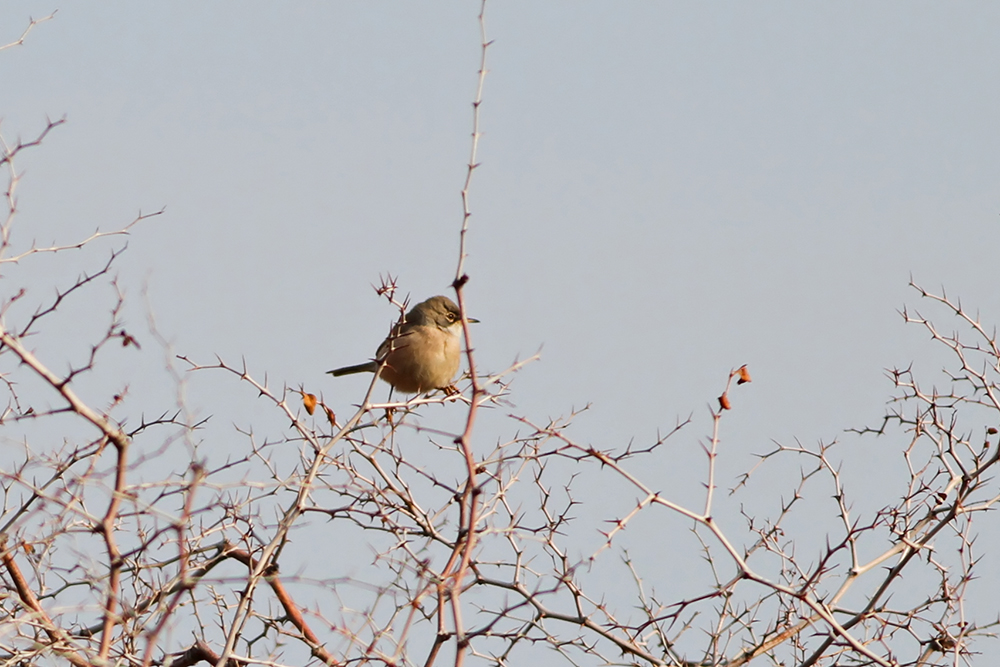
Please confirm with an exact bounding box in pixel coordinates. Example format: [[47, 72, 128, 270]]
[[378, 323, 461, 393]]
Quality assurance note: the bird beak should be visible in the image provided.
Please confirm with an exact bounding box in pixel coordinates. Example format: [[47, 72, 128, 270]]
[[466, 317, 480, 324]]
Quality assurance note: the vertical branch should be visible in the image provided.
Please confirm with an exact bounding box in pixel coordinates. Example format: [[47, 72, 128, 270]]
[[453, 0, 491, 286], [0, 120, 65, 258], [704, 366, 745, 517], [0, 326, 134, 660], [97, 437, 129, 661], [141, 463, 206, 667], [442, 2, 490, 666]]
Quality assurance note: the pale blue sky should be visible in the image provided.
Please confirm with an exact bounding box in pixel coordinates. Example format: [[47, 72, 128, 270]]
[[3, 2, 999, 662]]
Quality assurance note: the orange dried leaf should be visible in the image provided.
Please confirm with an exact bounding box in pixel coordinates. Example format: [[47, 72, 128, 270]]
[[303, 393, 317, 415], [324, 406, 337, 427], [737, 365, 752, 384], [719, 393, 731, 410]]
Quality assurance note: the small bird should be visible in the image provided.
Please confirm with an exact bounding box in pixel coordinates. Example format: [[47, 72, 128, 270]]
[[328, 295, 475, 394]]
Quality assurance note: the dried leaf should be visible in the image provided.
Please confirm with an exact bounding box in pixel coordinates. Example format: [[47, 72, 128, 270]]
[[303, 393, 317, 415], [719, 393, 731, 410], [737, 365, 752, 384]]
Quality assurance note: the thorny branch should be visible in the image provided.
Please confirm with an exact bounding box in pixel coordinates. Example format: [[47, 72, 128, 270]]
[[0, 11, 56, 52], [2, 4, 998, 667]]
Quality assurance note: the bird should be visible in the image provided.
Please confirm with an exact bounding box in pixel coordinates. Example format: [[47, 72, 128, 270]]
[[327, 295, 475, 394]]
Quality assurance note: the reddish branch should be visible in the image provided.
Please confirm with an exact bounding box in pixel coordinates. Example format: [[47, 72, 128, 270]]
[[224, 547, 341, 666], [431, 2, 491, 666], [0, 327, 133, 661], [96, 437, 129, 661], [141, 464, 206, 667], [0, 539, 91, 667]]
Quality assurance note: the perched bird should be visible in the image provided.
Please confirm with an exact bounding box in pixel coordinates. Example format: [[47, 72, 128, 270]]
[[328, 295, 475, 394]]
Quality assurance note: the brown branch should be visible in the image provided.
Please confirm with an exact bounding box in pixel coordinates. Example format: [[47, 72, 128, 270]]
[[0, 327, 130, 449], [141, 463, 207, 667], [97, 436, 130, 661], [435, 2, 491, 665], [166, 640, 245, 667], [224, 547, 341, 666], [0, 538, 91, 667]]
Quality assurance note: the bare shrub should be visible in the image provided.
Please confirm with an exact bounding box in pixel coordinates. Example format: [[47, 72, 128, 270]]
[[1, 7, 996, 667]]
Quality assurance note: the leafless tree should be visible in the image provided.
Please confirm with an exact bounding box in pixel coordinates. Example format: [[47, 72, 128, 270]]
[[1, 6, 996, 667]]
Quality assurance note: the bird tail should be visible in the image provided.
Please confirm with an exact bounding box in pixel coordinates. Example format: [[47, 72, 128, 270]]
[[327, 361, 378, 376]]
